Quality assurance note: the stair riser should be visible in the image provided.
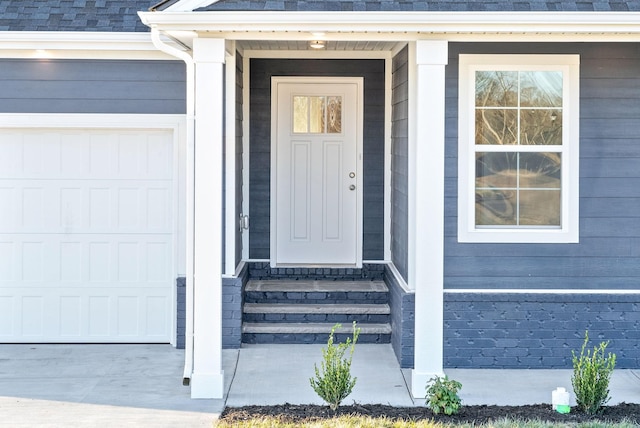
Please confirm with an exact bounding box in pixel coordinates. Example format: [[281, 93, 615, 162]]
[[244, 291, 389, 304], [242, 333, 391, 344], [243, 313, 390, 323]]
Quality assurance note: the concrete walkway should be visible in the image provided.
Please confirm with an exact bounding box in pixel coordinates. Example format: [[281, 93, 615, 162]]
[[1, 343, 639, 427]]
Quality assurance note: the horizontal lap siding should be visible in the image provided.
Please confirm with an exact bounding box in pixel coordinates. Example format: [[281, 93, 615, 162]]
[[0, 59, 186, 114], [249, 59, 385, 260], [391, 46, 409, 282], [236, 52, 244, 266], [445, 42, 640, 291]]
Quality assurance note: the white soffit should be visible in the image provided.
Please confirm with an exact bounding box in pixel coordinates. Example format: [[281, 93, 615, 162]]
[[138, 11, 640, 42]]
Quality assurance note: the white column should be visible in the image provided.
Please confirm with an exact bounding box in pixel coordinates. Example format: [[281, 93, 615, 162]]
[[410, 40, 448, 398], [190, 37, 226, 399]]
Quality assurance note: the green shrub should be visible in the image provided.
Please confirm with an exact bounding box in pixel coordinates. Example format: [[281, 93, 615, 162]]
[[425, 375, 463, 415], [309, 322, 361, 411], [571, 331, 616, 414]]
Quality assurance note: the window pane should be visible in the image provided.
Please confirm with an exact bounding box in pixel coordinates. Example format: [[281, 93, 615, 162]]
[[476, 71, 518, 107], [476, 189, 517, 225], [475, 152, 561, 226], [520, 71, 563, 107], [476, 152, 518, 187], [518, 152, 561, 188], [293, 96, 308, 133], [309, 96, 325, 133], [519, 190, 561, 225], [326, 96, 342, 133], [520, 109, 562, 145], [476, 152, 518, 225], [475, 109, 518, 145]]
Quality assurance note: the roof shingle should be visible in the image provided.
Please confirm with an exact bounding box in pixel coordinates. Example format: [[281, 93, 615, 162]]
[[198, 0, 640, 11], [2, 0, 639, 33], [0, 1, 156, 32]]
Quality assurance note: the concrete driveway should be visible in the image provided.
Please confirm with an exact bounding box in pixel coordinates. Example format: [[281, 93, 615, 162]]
[[0, 344, 228, 427]]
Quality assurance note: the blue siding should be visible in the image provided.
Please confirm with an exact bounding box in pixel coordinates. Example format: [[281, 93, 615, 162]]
[[248, 59, 385, 260], [236, 52, 244, 266], [445, 42, 640, 291], [0, 59, 186, 114], [391, 46, 409, 282]]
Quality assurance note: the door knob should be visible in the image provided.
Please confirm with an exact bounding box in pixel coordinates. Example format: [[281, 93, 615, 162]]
[[349, 172, 355, 178], [349, 184, 356, 191]]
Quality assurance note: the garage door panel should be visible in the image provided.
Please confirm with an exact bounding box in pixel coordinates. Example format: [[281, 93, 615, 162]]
[[2, 130, 172, 180], [0, 289, 172, 342], [0, 235, 173, 286], [0, 127, 174, 343], [1, 181, 172, 234]]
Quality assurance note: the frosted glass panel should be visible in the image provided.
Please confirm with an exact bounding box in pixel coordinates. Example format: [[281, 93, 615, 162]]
[[309, 96, 325, 133], [327, 96, 342, 133], [293, 96, 308, 133], [292, 95, 342, 134]]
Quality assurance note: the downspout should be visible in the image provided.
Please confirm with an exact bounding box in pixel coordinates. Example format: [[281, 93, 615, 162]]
[[150, 27, 196, 384]]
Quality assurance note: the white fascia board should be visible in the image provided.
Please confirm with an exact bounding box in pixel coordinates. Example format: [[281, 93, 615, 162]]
[[0, 32, 177, 59], [139, 11, 640, 41], [164, 0, 219, 12]]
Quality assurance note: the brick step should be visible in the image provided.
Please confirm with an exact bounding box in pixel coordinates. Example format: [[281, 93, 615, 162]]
[[243, 303, 390, 323], [243, 303, 390, 314], [244, 280, 389, 304], [245, 280, 388, 292], [241, 322, 391, 344], [242, 279, 391, 344]]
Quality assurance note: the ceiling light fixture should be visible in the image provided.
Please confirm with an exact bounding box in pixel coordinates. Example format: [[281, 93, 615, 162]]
[[309, 40, 326, 49]]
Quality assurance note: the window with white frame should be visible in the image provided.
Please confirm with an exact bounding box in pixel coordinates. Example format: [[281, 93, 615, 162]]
[[458, 55, 579, 243]]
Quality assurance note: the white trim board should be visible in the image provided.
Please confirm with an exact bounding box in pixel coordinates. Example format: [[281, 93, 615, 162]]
[[139, 11, 640, 42], [0, 32, 181, 60], [445, 289, 640, 294]]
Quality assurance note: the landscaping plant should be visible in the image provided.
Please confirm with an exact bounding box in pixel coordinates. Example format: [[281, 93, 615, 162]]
[[571, 330, 616, 414], [309, 321, 360, 411], [425, 375, 463, 415]]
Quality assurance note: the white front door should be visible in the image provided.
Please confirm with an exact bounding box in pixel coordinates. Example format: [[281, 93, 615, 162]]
[[272, 77, 363, 266]]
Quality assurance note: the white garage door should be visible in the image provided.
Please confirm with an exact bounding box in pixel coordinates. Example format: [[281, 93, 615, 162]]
[[0, 128, 175, 342]]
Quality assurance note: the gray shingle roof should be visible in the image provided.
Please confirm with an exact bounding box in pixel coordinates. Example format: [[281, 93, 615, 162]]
[[198, 0, 640, 11], [0, 1, 156, 32], [2, 0, 638, 33]]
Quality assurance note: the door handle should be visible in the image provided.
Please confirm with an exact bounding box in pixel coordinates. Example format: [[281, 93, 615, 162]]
[[349, 184, 356, 191]]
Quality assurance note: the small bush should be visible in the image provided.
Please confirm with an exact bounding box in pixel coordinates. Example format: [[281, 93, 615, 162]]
[[571, 331, 616, 415], [309, 322, 360, 411], [425, 375, 463, 415]]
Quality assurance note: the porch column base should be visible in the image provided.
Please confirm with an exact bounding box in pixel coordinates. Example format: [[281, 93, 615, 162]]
[[411, 369, 445, 399], [190, 371, 225, 399]]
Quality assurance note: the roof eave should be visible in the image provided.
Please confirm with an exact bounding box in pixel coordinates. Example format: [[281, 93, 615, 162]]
[[138, 10, 640, 41]]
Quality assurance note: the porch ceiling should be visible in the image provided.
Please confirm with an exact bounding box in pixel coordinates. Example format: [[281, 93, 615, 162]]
[[237, 39, 400, 52]]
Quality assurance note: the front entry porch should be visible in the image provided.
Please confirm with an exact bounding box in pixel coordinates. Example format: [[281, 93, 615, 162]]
[[141, 11, 448, 397]]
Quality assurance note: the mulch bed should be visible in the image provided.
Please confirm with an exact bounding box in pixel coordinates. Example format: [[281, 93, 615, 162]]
[[221, 403, 640, 425]]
